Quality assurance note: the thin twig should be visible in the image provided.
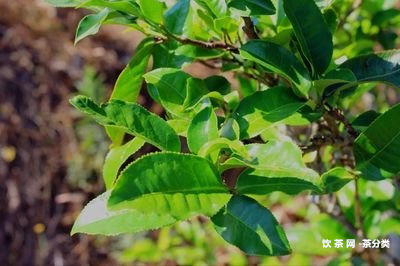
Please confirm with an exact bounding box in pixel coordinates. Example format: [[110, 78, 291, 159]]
[[327, 108, 358, 139], [242, 17, 259, 40]]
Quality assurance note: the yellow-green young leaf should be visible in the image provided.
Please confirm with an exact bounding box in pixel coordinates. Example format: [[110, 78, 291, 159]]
[[106, 38, 154, 145], [211, 195, 291, 256], [102, 137, 146, 189], [320, 167, 353, 193], [240, 41, 311, 96], [70, 96, 180, 152], [340, 49, 400, 89], [187, 107, 219, 154], [137, 0, 165, 24], [234, 141, 320, 195], [354, 103, 400, 179], [283, 0, 333, 76], [235, 86, 306, 139], [164, 0, 190, 35], [143, 68, 190, 117], [109, 153, 231, 219], [71, 192, 176, 235], [75, 8, 109, 44], [80, 0, 142, 17]]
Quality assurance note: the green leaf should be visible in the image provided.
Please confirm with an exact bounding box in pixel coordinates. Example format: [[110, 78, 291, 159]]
[[240, 40, 311, 96], [164, 0, 190, 35], [211, 195, 291, 256], [194, 0, 228, 18], [283, 0, 333, 75], [137, 0, 165, 24], [106, 38, 154, 144], [220, 118, 240, 140], [182, 78, 209, 110], [234, 141, 320, 195], [75, 8, 109, 44], [320, 167, 353, 193], [340, 49, 400, 89], [80, 0, 142, 17], [354, 103, 400, 178], [103, 137, 146, 189], [175, 45, 225, 60], [109, 152, 231, 219], [229, 0, 276, 16], [187, 107, 219, 153], [143, 68, 190, 116], [110, 38, 154, 101], [351, 110, 380, 133], [198, 138, 249, 161], [71, 192, 176, 235], [235, 86, 306, 139], [70, 96, 180, 152]]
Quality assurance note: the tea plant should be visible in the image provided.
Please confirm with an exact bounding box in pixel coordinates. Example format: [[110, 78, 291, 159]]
[[47, 0, 399, 260]]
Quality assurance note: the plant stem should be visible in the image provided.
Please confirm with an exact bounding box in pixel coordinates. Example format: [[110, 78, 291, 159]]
[[242, 17, 259, 40]]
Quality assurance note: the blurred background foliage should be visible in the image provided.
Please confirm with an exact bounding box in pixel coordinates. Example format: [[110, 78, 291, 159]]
[[0, 0, 399, 265]]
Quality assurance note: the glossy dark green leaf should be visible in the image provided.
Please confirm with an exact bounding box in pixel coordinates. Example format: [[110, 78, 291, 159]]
[[182, 78, 209, 110], [164, 0, 190, 35], [204, 75, 231, 95], [340, 50, 400, 89], [187, 107, 219, 153], [75, 8, 109, 44], [234, 141, 320, 195], [240, 40, 311, 96], [70, 96, 180, 152], [351, 110, 381, 133], [235, 86, 306, 138], [102, 137, 145, 189], [211, 195, 291, 256], [152, 41, 192, 69], [323, 8, 338, 34], [283, 0, 333, 75], [109, 152, 231, 219], [220, 118, 240, 140], [354, 103, 400, 178], [229, 0, 276, 16], [71, 191, 176, 235], [320, 167, 353, 193]]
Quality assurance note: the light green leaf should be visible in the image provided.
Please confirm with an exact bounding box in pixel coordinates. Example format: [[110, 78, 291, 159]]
[[106, 38, 154, 144], [103, 137, 146, 189], [220, 118, 240, 140], [175, 45, 225, 60], [109, 152, 231, 219], [70, 96, 180, 152], [182, 78, 209, 110], [320, 167, 353, 193], [194, 0, 228, 18], [188, 107, 219, 153], [137, 0, 165, 24], [75, 8, 109, 44], [283, 0, 333, 76], [198, 138, 249, 160], [143, 68, 190, 116], [164, 0, 190, 35], [340, 49, 400, 89], [71, 191, 176, 235], [234, 141, 320, 195], [235, 86, 306, 139], [211, 195, 291, 256], [110, 38, 154, 102], [240, 41, 311, 96], [354, 103, 400, 178]]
